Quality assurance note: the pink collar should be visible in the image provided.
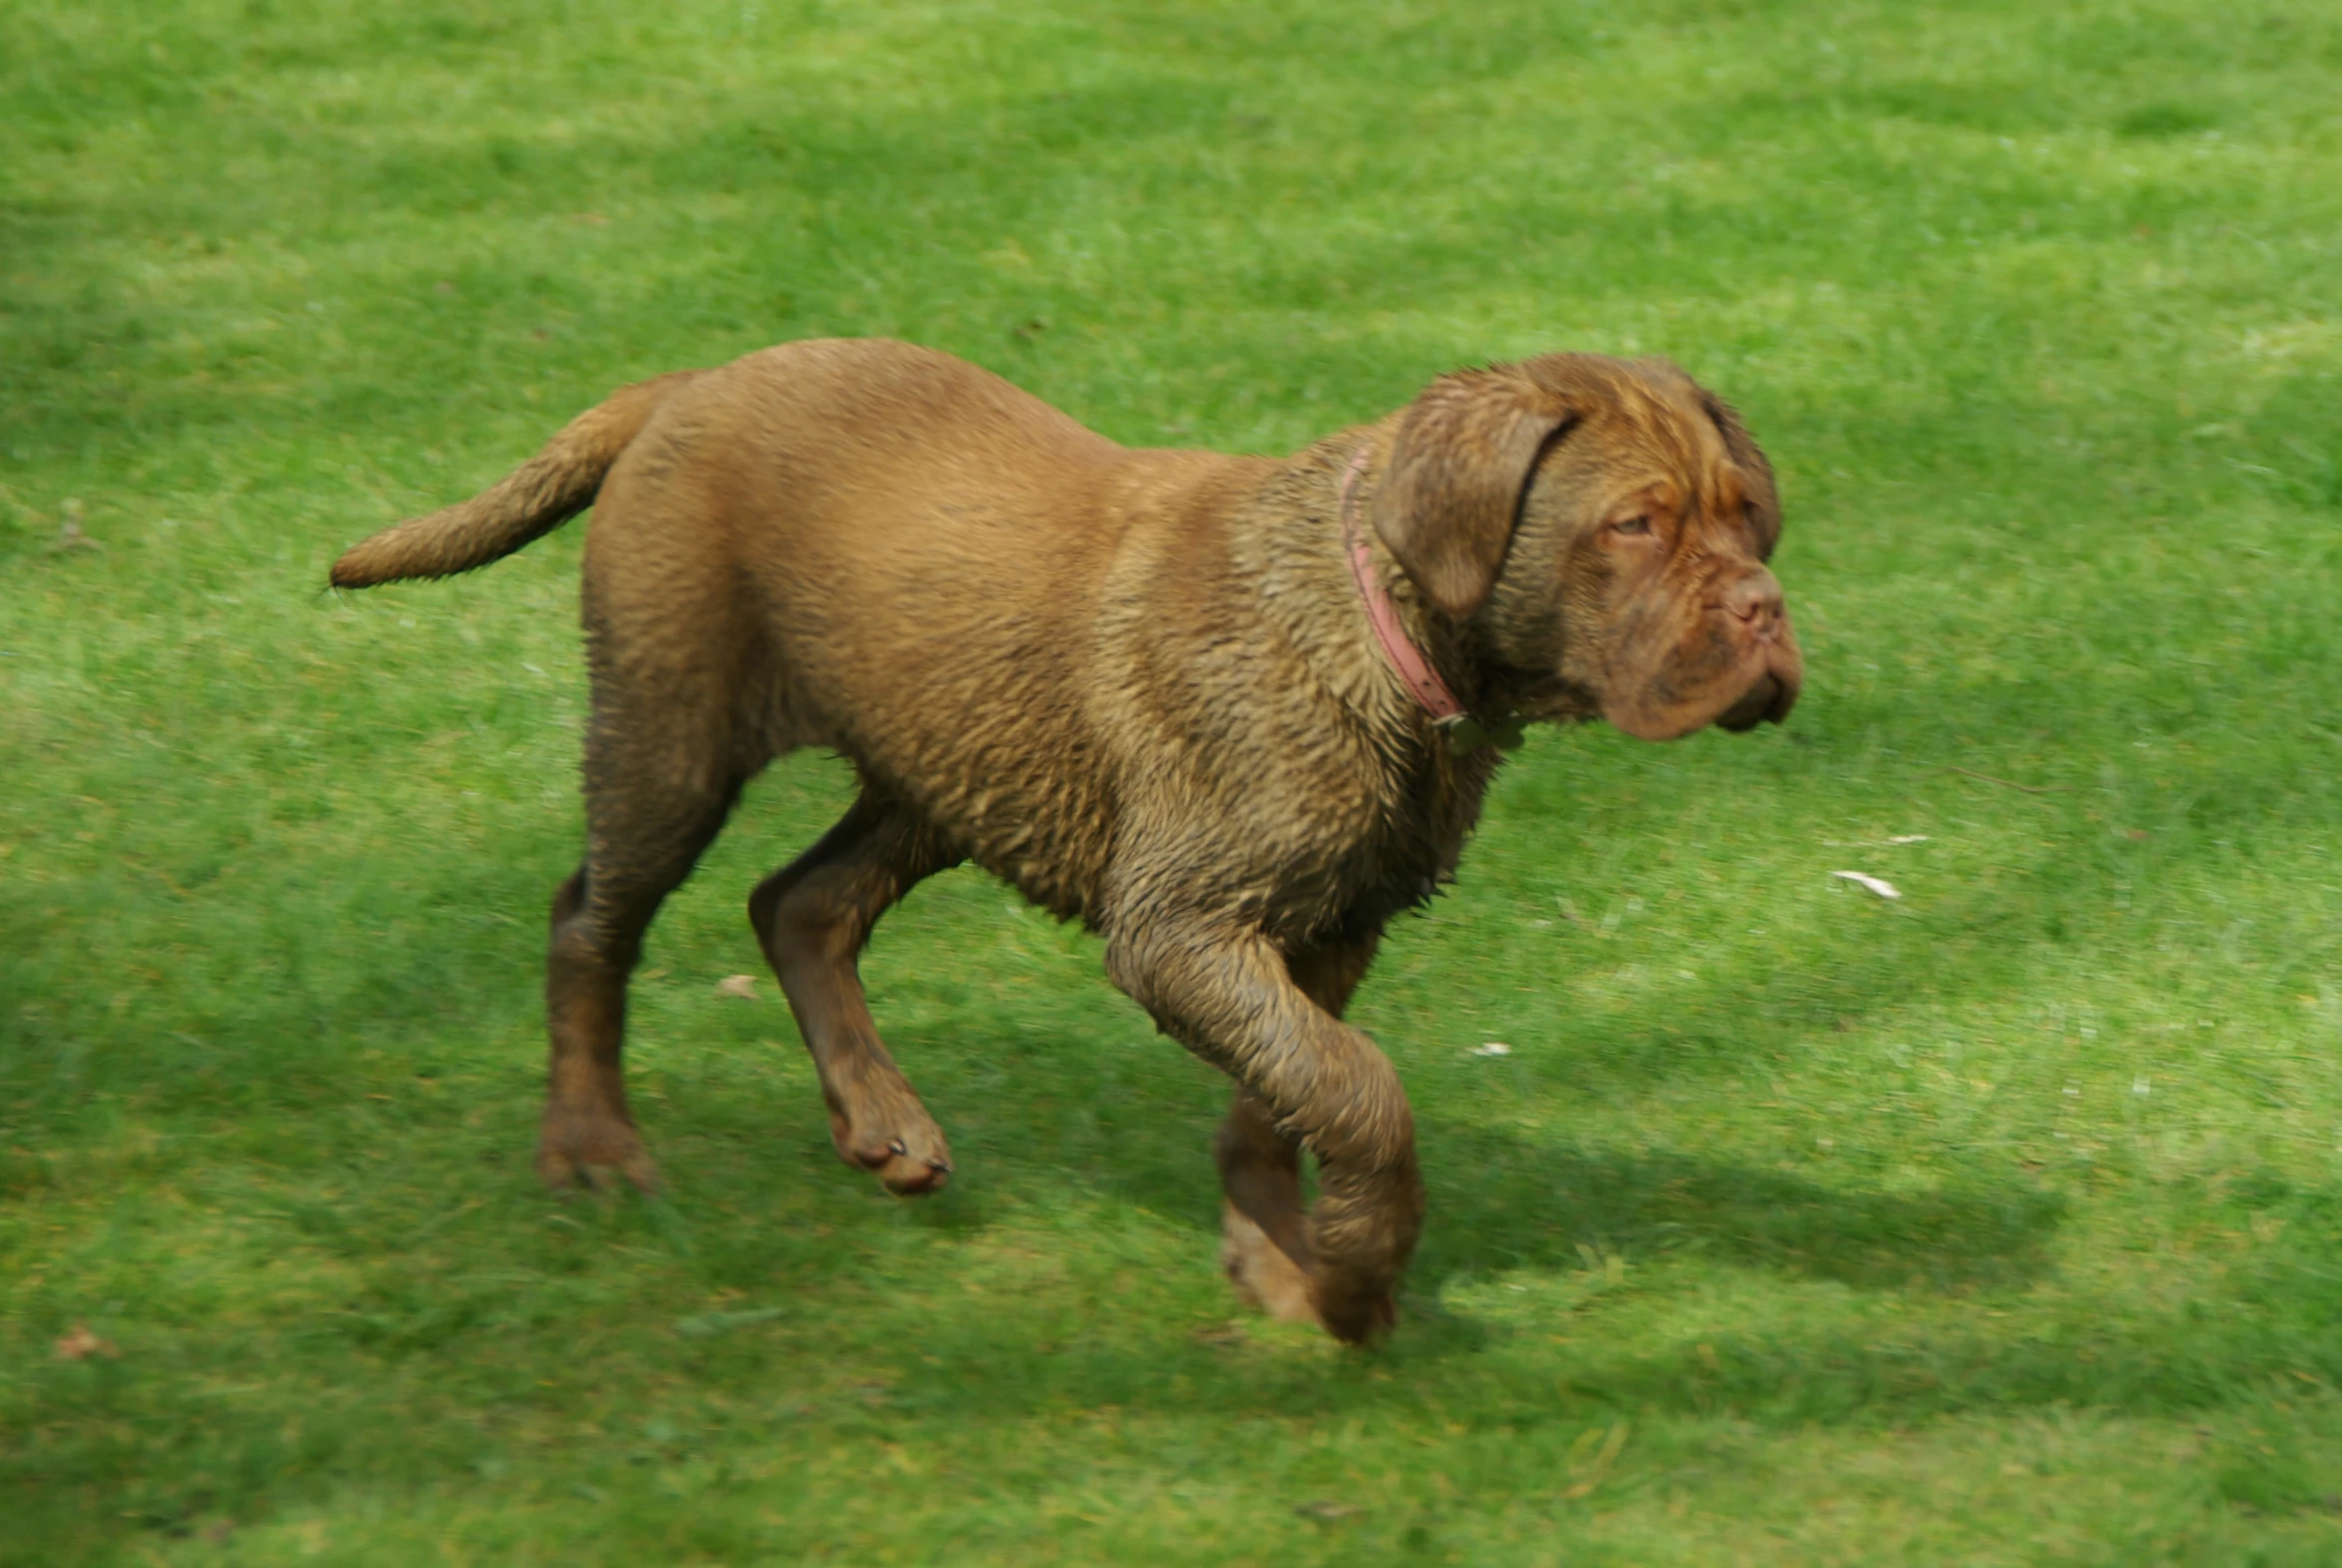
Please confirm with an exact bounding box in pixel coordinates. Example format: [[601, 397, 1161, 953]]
[[1338, 444, 1467, 725]]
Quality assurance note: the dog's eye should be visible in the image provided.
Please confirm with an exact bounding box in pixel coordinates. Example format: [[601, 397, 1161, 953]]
[[1610, 515, 1652, 536]]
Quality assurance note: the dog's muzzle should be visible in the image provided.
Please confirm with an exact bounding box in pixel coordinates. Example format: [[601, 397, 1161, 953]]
[[1714, 671, 1793, 732]]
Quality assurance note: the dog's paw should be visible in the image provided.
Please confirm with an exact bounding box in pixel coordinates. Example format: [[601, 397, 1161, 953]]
[[1306, 1255, 1400, 1346], [830, 1109, 954, 1196], [535, 1109, 662, 1194], [1219, 1201, 1320, 1325]]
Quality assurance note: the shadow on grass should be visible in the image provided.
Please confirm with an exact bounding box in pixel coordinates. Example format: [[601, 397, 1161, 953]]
[[666, 1009, 2064, 1318], [773, 1159, 2342, 1431], [675, 1037, 2066, 1299], [1414, 1122, 2065, 1296]]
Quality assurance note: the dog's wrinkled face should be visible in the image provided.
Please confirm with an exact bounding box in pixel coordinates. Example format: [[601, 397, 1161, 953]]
[[1373, 354, 1802, 741]]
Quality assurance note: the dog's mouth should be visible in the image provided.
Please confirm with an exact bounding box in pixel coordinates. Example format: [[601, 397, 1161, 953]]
[[1713, 670, 1794, 733], [1600, 635, 1802, 741]]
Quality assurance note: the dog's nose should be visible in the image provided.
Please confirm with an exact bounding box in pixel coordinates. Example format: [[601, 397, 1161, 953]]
[[1722, 572, 1785, 640]]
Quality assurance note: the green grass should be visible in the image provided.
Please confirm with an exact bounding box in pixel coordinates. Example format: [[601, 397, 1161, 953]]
[[6, 0, 2342, 1561]]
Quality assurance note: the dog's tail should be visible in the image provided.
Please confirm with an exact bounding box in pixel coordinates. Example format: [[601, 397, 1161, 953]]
[[329, 370, 704, 589]]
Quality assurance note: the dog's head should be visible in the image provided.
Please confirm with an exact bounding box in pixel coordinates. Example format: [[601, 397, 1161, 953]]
[[1373, 354, 1801, 740]]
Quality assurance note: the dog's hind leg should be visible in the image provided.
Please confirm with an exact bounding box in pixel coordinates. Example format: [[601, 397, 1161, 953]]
[[1214, 935, 1379, 1322], [537, 699, 751, 1193], [749, 792, 961, 1195]]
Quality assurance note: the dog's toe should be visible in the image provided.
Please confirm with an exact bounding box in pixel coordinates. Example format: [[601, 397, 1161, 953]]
[[1219, 1201, 1320, 1325], [1308, 1270, 1399, 1346], [878, 1155, 953, 1196], [536, 1111, 661, 1195], [835, 1116, 955, 1196]]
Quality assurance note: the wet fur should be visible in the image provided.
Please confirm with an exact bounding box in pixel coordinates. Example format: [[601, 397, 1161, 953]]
[[333, 338, 1799, 1342]]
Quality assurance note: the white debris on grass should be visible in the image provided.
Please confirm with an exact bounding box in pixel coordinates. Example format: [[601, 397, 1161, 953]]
[[1470, 1041, 1513, 1058], [1831, 871, 1903, 900]]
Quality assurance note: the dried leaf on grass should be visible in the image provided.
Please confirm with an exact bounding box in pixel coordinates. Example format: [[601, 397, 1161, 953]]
[[715, 974, 759, 1000], [1562, 1421, 1630, 1499], [672, 1306, 788, 1339], [1293, 1500, 1361, 1522], [1831, 871, 1903, 900], [54, 1324, 116, 1361]]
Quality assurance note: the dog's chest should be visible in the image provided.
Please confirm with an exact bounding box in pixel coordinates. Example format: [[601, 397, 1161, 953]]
[[1264, 741, 1496, 942]]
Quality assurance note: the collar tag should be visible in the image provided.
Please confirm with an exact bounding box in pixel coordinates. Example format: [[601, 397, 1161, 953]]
[[1438, 712, 1527, 754]]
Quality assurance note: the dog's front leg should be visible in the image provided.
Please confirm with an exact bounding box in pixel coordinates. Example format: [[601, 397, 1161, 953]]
[[1211, 936, 1382, 1323], [1106, 920, 1423, 1343]]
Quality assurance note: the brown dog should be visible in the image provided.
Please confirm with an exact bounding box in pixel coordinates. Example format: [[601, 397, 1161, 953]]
[[333, 339, 1800, 1342]]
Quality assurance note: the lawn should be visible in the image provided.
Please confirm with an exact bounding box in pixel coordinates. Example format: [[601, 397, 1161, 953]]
[[5, 0, 2342, 1561]]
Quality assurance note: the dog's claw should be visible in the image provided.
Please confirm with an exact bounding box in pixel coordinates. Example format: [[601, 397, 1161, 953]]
[[831, 1114, 954, 1195]]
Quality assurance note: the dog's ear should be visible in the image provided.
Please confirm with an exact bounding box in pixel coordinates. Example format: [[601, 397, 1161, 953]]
[[1371, 370, 1576, 620], [1699, 391, 1782, 552]]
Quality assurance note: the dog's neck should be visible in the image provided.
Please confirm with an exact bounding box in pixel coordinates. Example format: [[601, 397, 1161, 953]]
[[1336, 442, 1470, 728], [1332, 437, 1528, 752]]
